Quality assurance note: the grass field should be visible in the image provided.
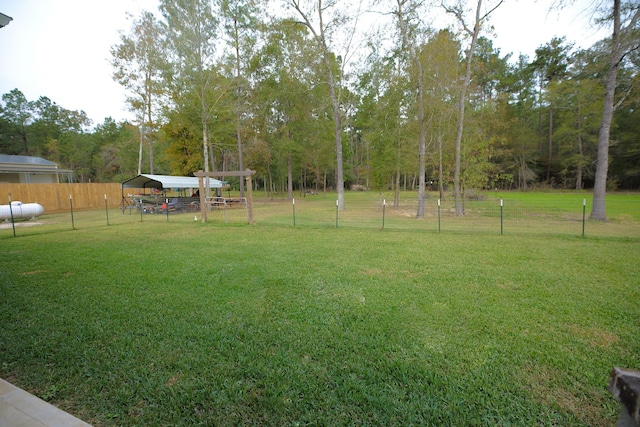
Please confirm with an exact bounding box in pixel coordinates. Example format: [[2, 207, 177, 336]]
[[1, 192, 639, 426]]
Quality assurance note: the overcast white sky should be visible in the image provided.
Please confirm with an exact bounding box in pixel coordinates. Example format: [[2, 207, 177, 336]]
[[0, 0, 607, 127]]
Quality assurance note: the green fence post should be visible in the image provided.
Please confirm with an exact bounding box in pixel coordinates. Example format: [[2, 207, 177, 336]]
[[437, 199, 441, 233], [500, 199, 504, 235], [582, 198, 586, 237], [70, 194, 76, 230], [293, 198, 296, 227], [335, 199, 339, 229], [382, 199, 386, 230], [8, 196, 16, 238], [104, 194, 110, 226]]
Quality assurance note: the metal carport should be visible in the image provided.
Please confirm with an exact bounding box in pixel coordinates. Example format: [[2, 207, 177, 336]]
[[121, 174, 223, 192]]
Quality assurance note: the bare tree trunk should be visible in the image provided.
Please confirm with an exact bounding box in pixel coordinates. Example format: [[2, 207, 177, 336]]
[[138, 124, 143, 175], [328, 74, 345, 210], [519, 154, 528, 191], [453, 0, 483, 216], [234, 16, 245, 197], [591, 0, 636, 220], [202, 88, 210, 175], [147, 97, 154, 175], [287, 154, 293, 200], [323, 172, 327, 194], [576, 132, 583, 190], [395, 0, 426, 218], [288, 0, 347, 210], [148, 136, 154, 175], [576, 102, 583, 190], [263, 174, 268, 199], [546, 106, 552, 184], [438, 134, 444, 201], [394, 167, 400, 208]]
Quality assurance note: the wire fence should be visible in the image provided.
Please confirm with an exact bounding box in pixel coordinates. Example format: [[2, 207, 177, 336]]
[[0, 195, 250, 238], [1, 191, 639, 239], [254, 192, 640, 239]]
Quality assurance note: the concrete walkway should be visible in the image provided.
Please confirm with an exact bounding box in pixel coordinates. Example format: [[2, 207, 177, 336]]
[[0, 379, 92, 427]]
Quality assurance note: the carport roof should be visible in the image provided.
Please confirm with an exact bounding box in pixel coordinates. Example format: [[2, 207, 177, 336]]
[[122, 174, 223, 190]]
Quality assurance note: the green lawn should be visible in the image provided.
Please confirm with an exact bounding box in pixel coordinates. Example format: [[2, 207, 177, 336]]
[[1, 193, 639, 426]]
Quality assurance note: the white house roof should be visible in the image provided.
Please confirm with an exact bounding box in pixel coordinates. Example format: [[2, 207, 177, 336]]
[[122, 174, 223, 190], [0, 154, 72, 173]]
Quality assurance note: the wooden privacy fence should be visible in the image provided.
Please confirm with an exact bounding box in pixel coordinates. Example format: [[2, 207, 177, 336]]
[[0, 183, 123, 214]]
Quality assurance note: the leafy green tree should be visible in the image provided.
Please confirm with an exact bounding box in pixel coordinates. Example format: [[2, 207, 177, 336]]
[[56, 132, 95, 182], [393, 0, 430, 218], [28, 96, 62, 157], [161, 0, 230, 179], [550, 48, 603, 189], [1, 89, 33, 155], [501, 54, 544, 189], [421, 29, 461, 200], [357, 51, 413, 205], [249, 18, 329, 198], [443, 0, 503, 215], [162, 70, 235, 176], [283, 0, 361, 210], [529, 36, 573, 184], [0, 112, 21, 155], [111, 11, 169, 175], [92, 118, 140, 182], [219, 0, 265, 195]]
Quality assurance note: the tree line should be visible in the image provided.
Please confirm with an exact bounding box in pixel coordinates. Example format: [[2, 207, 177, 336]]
[[1, 0, 638, 220]]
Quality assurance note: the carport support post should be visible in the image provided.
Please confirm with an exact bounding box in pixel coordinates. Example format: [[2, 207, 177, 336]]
[[195, 170, 256, 224], [245, 172, 254, 224], [198, 176, 207, 223]]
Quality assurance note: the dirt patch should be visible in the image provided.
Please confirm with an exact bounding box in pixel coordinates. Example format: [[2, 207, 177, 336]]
[[0, 221, 44, 229], [520, 364, 611, 426], [565, 323, 619, 349], [165, 373, 181, 387], [19, 270, 48, 276]]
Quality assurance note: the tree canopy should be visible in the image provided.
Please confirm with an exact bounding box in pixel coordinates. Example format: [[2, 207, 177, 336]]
[[1, 1, 638, 220]]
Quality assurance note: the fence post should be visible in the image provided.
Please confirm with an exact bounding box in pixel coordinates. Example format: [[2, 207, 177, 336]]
[[437, 199, 441, 233], [104, 194, 109, 225], [382, 199, 386, 230], [335, 199, 339, 229], [8, 196, 16, 238], [69, 194, 75, 230], [500, 199, 504, 235], [245, 173, 254, 224], [582, 198, 586, 237], [292, 198, 296, 227]]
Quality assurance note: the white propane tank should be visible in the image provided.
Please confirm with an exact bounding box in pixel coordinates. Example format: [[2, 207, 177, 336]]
[[0, 202, 45, 221]]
